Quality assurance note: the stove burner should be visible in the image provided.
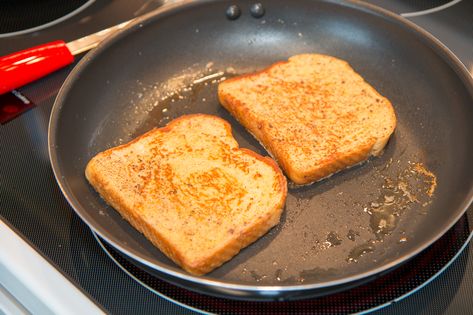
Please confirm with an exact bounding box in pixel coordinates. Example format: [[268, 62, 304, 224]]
[[0, 0, 94, 37], [363, 0, 456, 15], [401, 0, 463, 17], [95, 214, 472, 314], [399, 0, 456, 11]]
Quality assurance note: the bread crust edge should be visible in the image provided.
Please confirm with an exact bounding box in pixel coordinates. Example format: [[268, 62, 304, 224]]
[[218, 54, 397, 185], [85, 114, 287, 275]]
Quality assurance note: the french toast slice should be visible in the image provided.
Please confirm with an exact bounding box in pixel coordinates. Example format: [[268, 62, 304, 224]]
[[218, 54, 397, 185], [85, 114, 287, 275]]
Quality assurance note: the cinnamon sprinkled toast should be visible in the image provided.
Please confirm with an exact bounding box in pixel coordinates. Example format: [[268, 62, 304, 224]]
[[85, 114, 287, 275], [218, 54, 397, 184]]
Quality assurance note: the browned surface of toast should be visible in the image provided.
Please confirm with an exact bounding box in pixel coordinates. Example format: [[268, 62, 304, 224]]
[[218, 54, 397, 184], [85, 114, 287, 275]]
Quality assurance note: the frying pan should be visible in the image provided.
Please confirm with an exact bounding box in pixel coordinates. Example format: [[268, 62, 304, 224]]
[[48, 0, 473, 300]]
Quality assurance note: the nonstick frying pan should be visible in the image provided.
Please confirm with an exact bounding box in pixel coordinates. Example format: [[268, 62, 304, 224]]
[[48, 0, 473, 300]]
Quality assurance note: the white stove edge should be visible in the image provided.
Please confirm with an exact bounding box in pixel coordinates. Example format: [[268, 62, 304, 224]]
[[0, 220, 104, 315]]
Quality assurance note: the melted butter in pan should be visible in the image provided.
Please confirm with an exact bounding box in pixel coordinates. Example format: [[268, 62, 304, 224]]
[[347, 160, 438, 263]]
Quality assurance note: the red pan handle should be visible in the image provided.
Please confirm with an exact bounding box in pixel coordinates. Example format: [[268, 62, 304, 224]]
[[0, 41, 74, 95]]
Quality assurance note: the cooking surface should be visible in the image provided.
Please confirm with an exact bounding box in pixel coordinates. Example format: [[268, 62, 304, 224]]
[[0, 0, 472, 314], [94, 215, 472, 313]]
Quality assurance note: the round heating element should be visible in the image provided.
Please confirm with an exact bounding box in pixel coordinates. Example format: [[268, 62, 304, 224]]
[[95, 211, 472, 314], [0, 0, 94, 37], [364, 0, 457, 15]]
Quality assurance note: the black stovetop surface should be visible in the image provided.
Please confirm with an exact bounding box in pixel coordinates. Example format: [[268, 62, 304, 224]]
[[1, 1, 472, 314]]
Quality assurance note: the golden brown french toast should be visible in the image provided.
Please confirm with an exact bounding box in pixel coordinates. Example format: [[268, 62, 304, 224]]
[[218, 54, 397, 185], [85, 114, 287, 275]]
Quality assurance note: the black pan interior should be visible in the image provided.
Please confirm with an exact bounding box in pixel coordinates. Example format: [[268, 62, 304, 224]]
[[50, 0, 473, 289]]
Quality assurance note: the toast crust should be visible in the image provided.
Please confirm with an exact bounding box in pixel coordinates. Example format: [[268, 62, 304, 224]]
[[218, 54, 397, 184], [86, 114, 287, 275]]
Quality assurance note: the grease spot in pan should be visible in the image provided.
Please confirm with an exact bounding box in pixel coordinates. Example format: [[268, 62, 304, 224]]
[[347, 160, 437, 262], [325, 231, 342, 247]]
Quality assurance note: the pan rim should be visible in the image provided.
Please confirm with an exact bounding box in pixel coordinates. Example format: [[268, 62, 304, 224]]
[[48, 0, 473, 293]]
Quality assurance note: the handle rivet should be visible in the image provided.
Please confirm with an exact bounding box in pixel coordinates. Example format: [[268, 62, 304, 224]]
[[250, 3, 265, 18], [226, 5, 241, 20]]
